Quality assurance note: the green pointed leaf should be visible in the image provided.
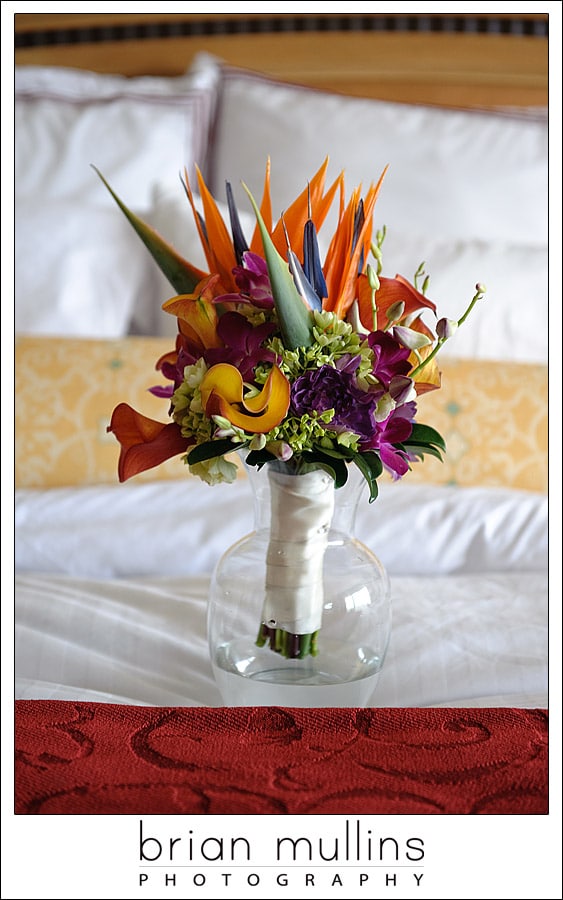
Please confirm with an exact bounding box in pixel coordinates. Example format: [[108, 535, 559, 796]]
[[242, 183, 313, 350], [300, 450, 349, 487], [187, 438, 243, 465], [401, 443, 444, 462], [352, 451, 383, 503], [92, 166, 205, 295], [408, 423, 446, 452], [313, 443, 355, 460], [245, 448, 276, 469]]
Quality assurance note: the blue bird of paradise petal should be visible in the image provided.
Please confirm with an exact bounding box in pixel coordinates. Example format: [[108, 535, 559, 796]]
[[225, 181, 249, 266], [302, 218, 328, 306]]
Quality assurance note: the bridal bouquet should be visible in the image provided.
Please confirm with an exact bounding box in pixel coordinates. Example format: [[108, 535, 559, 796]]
[[101, 159, 483, 658]]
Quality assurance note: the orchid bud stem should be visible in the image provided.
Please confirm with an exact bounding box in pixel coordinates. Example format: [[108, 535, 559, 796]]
[[408, 339, 445, 379], [457, 284, 486, 327], [371, 289, 378, 332], [409, 283, 486, 379]]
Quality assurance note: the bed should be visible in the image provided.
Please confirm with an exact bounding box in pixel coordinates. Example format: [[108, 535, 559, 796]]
[[12, 12, 550, 827]]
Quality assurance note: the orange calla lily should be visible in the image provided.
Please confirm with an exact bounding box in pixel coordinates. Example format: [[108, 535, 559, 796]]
[[155, 345, 180, 373], [200, 363, 290, 434], [357, 272, 437, 333], [107, 403, 192, 482]]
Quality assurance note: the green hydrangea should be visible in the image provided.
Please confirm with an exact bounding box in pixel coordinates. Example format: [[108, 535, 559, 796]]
[[264, 410, 359, 455], [171, 358, 213, 444], [265, 310, 373, 382]]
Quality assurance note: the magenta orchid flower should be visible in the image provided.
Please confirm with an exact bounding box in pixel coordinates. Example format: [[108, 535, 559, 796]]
[[214, 252, 275, 309], [205, 311, 278, 380], [360, 401, 417, 478], [368, 330, 412, 389]]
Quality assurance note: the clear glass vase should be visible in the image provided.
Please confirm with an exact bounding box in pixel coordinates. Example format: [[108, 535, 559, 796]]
[[208, 458, 391, 707]]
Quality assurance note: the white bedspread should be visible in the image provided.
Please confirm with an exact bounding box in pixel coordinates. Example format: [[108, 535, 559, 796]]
[[14, 478, 548, 709], [15, 570, 547, 710]]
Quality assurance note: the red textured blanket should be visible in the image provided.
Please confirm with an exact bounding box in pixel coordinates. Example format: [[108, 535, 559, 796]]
[[14, 702, 548, 815]]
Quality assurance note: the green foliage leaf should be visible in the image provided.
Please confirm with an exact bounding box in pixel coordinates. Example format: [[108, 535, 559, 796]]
[[92, 166, 204, 295], [407, 423, 446, 452], [402, 443, 444, 462], [187, 438, 243, 465], [352, 451, 383, 502], [246, 448, 348, 487], [245, 448, 276, 469]]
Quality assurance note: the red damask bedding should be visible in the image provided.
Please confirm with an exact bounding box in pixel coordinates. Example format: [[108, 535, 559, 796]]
[[14, 702, 548, 816]]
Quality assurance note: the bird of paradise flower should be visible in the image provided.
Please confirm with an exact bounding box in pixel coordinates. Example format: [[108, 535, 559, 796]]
[[98, 159, 483, 490]]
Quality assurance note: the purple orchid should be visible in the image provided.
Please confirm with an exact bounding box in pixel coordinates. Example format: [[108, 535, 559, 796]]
[[335, 353, 364, 375], [291, 364, 377, 439], [368, 330, 411, 389], [204, 311, 277, 381], [148, 347, 198, 400], [360, 401, 417, 478], [214, 252, 274, 309]]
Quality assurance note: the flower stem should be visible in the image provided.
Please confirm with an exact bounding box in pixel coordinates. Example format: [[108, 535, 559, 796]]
[[256, 624, 319, 659], [409, 283, 486, 379]]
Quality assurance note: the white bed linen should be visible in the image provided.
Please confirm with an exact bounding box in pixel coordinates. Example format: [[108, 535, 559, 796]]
[[14, 478, 548, 709], [15, 479, 548, 579], [15, 570, 547, 709], [206, 57, 548, 365], [14, 59, 220, 338]]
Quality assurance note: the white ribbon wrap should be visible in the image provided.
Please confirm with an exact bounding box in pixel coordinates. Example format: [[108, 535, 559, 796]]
[[263, 467, 335, 634]]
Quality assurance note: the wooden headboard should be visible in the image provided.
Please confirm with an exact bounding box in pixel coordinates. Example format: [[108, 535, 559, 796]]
[[14, 12, 548, 110]]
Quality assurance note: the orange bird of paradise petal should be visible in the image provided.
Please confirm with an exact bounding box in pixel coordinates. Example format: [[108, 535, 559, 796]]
[[107, 403, 193, 482], [249, 157, 273, 254], [270, 158, 338, 259], [194, 166, 239, 291], [200, 363, 291, 434], [324, 167, 388, 320], [180, 168, 237, 294]]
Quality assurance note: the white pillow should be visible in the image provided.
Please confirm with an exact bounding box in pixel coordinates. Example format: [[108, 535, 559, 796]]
[[14, 58, 220, 337], [208, 66, 548, 364], [210, 66, 548, 247], [379, 235, 548, 364], [15, 198, 160, 338], [15, 59, 220, 209]]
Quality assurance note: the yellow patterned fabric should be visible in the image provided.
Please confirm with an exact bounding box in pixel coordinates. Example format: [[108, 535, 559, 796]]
[[15, 336, 548, 492], [406, 357, 548, 493], [15, 335, 180, 488]]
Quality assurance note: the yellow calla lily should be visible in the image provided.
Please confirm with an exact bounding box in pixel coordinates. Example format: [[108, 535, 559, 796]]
[[201, 363, 291, 433], [410, 348, 442, 395], [162, 274, 223, 351]]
